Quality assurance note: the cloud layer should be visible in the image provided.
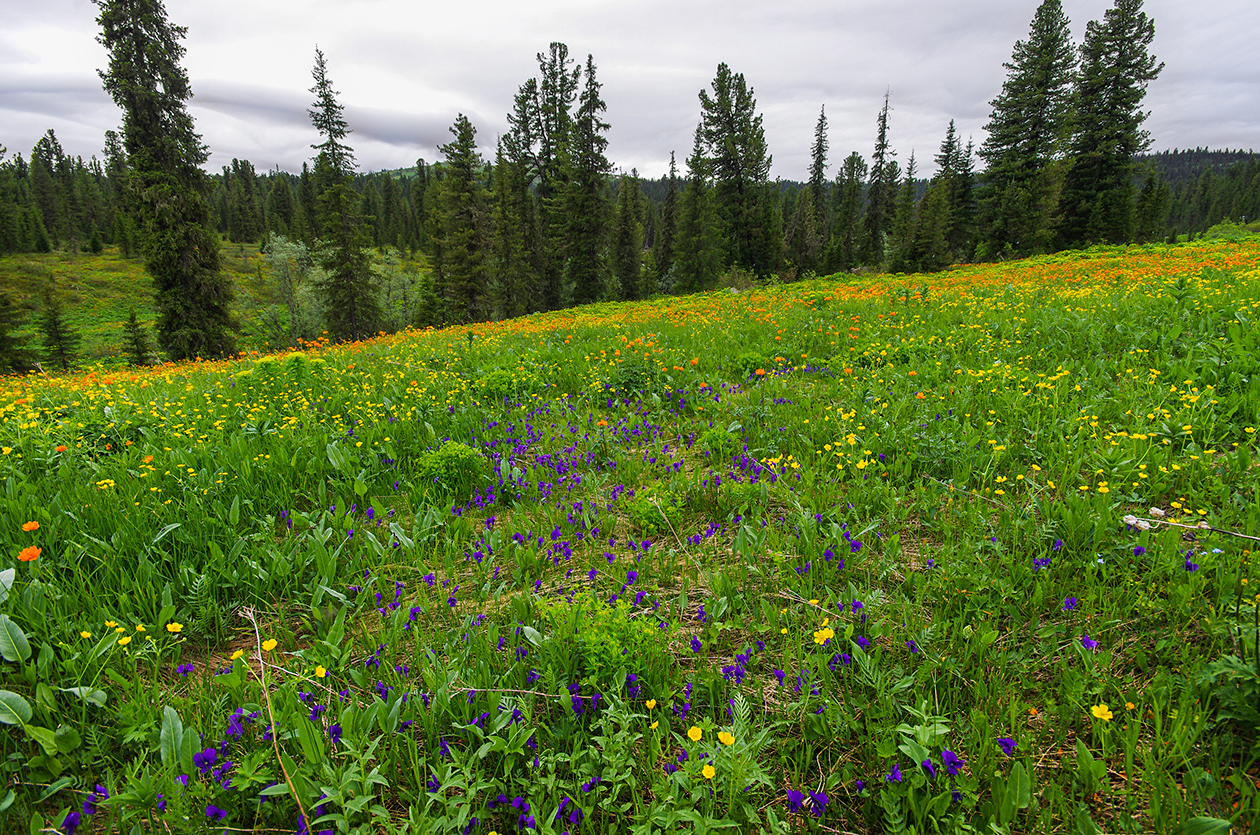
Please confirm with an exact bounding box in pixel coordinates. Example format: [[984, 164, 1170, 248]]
[[3, 0, 1256, 180]]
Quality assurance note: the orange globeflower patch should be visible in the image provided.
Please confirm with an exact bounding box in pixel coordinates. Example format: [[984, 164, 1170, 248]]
[[18, 546, 41, 562], [22, 521, 39, 532], [56, 445, 68, 452]]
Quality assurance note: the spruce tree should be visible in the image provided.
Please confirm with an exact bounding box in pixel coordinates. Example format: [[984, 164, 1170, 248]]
[[96, 0, 236, 359], [430, 114, 489, 324], [653, 152, 680, 283], [307, 48, 380, 341], [0, 292, 35, 374], [698, 64, 776, 275], [611, 172, 646, 300], [1057, 0, 1163, 247], [122, 306, 154, 365], [488, 139, 537, 320], [978, 0, 1076, 257], [38, 282, 80, 371], [862, 94, 897, 266], [823, 152, 868, 273], [888, 153, 919, 273], [674, 126, 722, 293], [809, 106, 830, 241], [563, 55, 612, 306]]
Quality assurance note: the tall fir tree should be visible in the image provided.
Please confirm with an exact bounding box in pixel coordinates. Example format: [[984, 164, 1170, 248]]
[[674, 126, 722, 293], [506, 43, 581, 310], [563, 54, 612, 306], [611, 171, 646, 299], [488, 139, 537, 320], [1057, 0, 1163, 247], [978, 0, 1076, 258], [888, 153, 919, 273], [823, 152, 868, 273], [698, 64, 777, 275], [96, 0, 236, 359], [307, 47, 380, 341], [653, 152, 680, 283], [861, 94, 897, 266], [809, 105, 830, 242], [430, 114, 489, 324]]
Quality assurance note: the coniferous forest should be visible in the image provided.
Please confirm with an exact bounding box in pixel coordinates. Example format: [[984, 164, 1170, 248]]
[[0, 0, 1257, 358]]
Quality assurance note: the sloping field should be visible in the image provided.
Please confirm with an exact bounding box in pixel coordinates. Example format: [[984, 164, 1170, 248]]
[[1, 239, 1258, 832]]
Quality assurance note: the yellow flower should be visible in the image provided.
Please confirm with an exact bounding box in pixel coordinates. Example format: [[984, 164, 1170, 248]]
[[105, 621, 117, 628], [813, 627, 834, 645], [687, 726, 702, 742], [117, 636, 132, 646], [650, 720, 659, 729], [645, 699, 656, 709], [316, 666, 327, 678], [780, 627, 788, 635], [167, 622, 183, 633], [135, 624, 145, 632], [230, 649, 244, 661], [262, 639, 278, 652], [1091, 704, 1113, 721], [80, 631, 91, 639], [718, 731, 735, 746], [702, 763, 716, 779], [114, 627, 126, 633]]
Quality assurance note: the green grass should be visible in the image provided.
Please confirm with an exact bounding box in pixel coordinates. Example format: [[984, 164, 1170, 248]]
[[0, 238, 1258, 833]]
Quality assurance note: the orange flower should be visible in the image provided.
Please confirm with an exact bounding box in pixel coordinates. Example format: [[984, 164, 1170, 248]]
[[55, 445, 67, 452], [17, 546, 40, 562], [22, 521, 39, 532], [690, 357, 699, 366]]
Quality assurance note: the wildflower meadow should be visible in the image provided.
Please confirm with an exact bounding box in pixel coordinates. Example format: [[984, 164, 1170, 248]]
[[1, 237, 1258, 833]]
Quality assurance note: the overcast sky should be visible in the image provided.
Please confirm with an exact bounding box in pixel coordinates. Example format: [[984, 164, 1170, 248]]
[[2, 0, 1257, 181]]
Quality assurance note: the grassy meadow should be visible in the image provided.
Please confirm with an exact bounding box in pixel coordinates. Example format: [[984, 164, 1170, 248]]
[[1, 238, 1259, 833]]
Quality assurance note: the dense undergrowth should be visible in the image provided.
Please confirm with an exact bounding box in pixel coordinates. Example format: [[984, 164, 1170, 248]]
[[1, 238, 1259, 833]]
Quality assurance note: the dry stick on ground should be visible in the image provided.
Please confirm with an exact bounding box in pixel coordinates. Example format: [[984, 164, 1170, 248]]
[[240, 607, 309, 828]]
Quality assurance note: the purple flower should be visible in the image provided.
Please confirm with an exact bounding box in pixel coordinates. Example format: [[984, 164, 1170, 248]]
[[193, 747, 217, 773], [998, 737, 1017, 757], [886, 763, 903, 782], [1081, 634, 1098, 651], [1133, 545, 1145, 557], [327, 723, 342, 745], [941, 748, 964, 776], [1052, 539, 1063, 551], [61, 812, 82, 835], [808, 790, 828, 818], [785, 789, 805, 812], [1184, 556, 1199, 572], [690, 636, 702, 653], [921, 759, 936, 780], [1062, 596, 1078, 611], [205, 804, 228, 821]]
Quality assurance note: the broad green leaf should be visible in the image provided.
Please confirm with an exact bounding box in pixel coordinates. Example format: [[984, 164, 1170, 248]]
[[0, 789, 14, 813], [0, 690, 32, 725], [53, 725, 81, 754], [160, 706, 184, 767], [1180, 818, 1232, 835], [26, 724, 58, 756], [0, 614, 32, 662]]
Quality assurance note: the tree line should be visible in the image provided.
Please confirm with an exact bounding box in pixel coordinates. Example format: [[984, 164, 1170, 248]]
[[1, 0, 1257, 361]]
